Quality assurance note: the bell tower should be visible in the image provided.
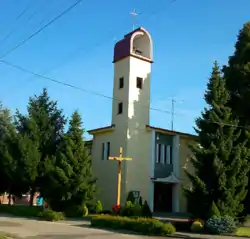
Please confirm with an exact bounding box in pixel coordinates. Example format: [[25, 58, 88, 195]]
[[111, 27, 153, 129]]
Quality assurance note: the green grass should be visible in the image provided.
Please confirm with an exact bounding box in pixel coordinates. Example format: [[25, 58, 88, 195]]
[[235, 227, 250, 237]]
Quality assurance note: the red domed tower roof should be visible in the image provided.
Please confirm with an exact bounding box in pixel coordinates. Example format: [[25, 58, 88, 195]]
[[113, 27, 153, 63]]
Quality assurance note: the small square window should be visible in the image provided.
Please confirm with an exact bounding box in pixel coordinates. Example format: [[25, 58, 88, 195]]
[[136, 77, 143, 89], [119, 77, 124, 89], [118, 102, 123, 114]]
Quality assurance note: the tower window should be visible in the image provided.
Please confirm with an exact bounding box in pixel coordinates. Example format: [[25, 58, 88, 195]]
[[118, 102, 123, 114], [136, 77, 143, 89], [119, 77, 124, 89]]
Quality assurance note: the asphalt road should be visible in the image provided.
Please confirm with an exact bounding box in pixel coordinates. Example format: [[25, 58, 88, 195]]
[[0, 216, 161, 239]]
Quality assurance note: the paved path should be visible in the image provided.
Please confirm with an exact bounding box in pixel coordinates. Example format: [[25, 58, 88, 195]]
[[0, 216, 159, 238], [0, 216, 247, 239]]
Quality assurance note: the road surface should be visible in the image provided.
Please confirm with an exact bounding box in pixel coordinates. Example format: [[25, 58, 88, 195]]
[[0, 216, 160, 238]]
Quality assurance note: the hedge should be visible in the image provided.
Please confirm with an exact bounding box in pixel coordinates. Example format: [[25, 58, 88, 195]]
[[0, 205, 42, 217], [38, 209, 65, 221], [91, 215, 176, 236]]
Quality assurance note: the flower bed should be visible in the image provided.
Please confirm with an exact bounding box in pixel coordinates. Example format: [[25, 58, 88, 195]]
[[91, 215, 176, 236]]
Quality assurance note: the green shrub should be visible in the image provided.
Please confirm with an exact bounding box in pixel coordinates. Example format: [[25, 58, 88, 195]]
[[208, 202, 221, 218], [95, 200, 103, 214], [0, 205, 42, 217], [139, 196, 143, 206], [121, 201, 142, 217], [191, 221, 204, 232], [206, 215, 237, 234], [91, 215, 176, 236], [82, 204, 88, 216], [132, 203, 142, 217], [38, 209, 65, 221], [141, 200, 152, 218], [121, 201, 133, 217], [126, 191, 136, 204]]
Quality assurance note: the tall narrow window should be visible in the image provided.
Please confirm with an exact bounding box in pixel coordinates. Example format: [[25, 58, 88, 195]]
[[169, 146, 173, 164], [161, 144, 165, 164], [118, 102, 123, 114], [166, 145, 171, 164], [119, 77, 124, 89], [136, 77, 143, 89], [107, 142, 110, 159], [156, 143, 161, 163], [164, 145, 167, 164], [102, 142, 110, 160], [102, 143, 105, 160]]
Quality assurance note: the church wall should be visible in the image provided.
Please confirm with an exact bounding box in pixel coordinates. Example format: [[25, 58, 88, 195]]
[[125, 129, 152, 205], [179, 137, 195, 213], [91, 129, 127, 210]]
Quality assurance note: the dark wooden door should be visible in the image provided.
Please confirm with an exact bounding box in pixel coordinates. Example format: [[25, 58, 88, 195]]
[[154, 182, 172, 212]]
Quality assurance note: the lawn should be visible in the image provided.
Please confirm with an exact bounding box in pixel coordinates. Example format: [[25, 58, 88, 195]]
[[235, 227, 250, 237]]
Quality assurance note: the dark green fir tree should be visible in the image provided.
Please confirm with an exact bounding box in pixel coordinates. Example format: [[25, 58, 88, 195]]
[[184, 62, 250, 219], [47, 111, 96, 211], [223, 22, 250, 214], [15, 88, 66, 204]]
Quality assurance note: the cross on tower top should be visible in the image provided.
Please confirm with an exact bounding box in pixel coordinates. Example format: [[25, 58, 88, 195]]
[[130, 9, 138, 30]]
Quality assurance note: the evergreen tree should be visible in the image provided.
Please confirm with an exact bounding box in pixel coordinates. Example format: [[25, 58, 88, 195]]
[[223, 22, 250, 214], [15, 88, 66, 204], [0, 104, 27, 198], [184, 62, 250, 219], [46, 111, 96, 211]]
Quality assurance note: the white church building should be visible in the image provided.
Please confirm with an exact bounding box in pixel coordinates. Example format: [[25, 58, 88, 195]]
[[87, 27, 196, 214]]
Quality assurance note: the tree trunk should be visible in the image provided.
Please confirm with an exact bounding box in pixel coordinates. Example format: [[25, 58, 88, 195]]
[[29, 189, 35, 206], [8, 193, 11, 205]]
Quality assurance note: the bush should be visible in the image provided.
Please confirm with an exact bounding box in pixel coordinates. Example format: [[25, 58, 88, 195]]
[[206, 216, 237, 235], [139, 197, 143, 206], [38, 209, 65, 221], [191, 221, 204, 232], [121, 201, 133, 217], [95, 200, 103, 214], [132, 203, 142, 217], [91, 215, 176, 236], [82, 204, 88, 216], [208, 202, 221, 218], [0, 205, 42, 217], [141, 200, 152, 218], [126, 191, 136, 204], [100, 210, 112, 215]]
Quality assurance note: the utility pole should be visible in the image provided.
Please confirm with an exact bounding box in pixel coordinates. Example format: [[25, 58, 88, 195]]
[[171, 98, 175, 131], [170, 98, 184, 131]]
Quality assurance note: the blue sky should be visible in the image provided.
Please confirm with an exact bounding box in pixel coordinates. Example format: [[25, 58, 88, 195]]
[[0, 0, 249, 139]]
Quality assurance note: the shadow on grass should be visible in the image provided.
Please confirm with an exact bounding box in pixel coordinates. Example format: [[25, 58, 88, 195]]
[[75, 224, 142, 236]]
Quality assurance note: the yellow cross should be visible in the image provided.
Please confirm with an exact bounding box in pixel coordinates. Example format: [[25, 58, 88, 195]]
[[109, 147, 132, 205]]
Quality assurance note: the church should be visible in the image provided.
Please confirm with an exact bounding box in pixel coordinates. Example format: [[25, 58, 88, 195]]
[[87, 27, 196, 214]]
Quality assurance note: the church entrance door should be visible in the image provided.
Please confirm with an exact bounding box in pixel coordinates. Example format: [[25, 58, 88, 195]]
[[153, 182, 172, 212]]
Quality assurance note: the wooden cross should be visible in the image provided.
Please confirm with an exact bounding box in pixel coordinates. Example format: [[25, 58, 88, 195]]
[[109, 147, 132, 205]]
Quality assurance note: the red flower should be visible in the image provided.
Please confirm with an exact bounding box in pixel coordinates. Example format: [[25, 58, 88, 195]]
[[112, 204, 121, 211]]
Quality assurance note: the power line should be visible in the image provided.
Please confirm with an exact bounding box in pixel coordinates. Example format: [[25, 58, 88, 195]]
[[1, 56, 249, 133], [1, 58, 250, 132], [0, 1, 41, 46], [0, 0, 84, 59], [0, 59, 176, 116]]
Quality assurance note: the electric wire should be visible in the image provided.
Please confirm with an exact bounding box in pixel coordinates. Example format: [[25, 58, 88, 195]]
[[1, 58, 250, 132], [0, 0, 84, 59], [0, 1, 42, 45], [18, 0, 178, 87], [0, 59, 177, 116]]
